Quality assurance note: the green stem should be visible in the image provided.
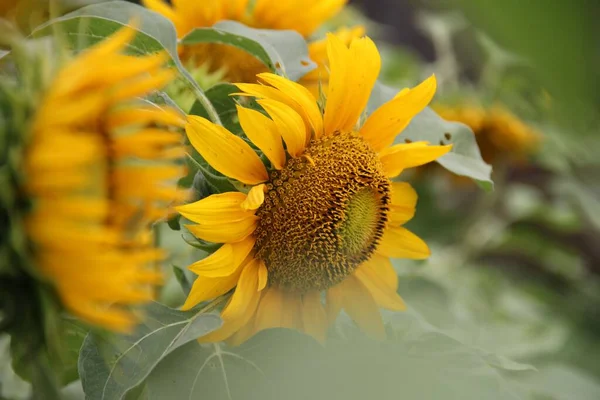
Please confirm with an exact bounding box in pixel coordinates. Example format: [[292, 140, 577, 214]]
[[181, 69, 222, 126], [29, 354, 62, 400]]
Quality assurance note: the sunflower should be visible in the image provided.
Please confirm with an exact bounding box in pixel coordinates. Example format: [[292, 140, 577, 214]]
[[143, 0, 351, 84], [434, 104, 540, 166], [13, 26, 186, 332], [178, 34, 451, 345]]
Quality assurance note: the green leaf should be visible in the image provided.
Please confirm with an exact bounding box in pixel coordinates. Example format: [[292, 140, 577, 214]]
[[31, 1, 221, 124], [367, 82, 493, 189], [33, 1, 180, 59], [515, 364, 600, 400], [189, 83, 242, 134], [142, 327, 523, 400], [78, 302, 221, 400], [172, 266, 191, 296], [181, 21, 315, 82]]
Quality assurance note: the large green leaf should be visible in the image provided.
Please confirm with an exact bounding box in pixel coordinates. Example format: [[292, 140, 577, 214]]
[[142, 326, 523, 400], [78, 302, 221, 400], [368, 82, 493, 189], [33, 1, 180, 60], [181, 21, 315, 82]]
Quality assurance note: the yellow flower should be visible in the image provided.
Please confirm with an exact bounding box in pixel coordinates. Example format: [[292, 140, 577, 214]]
[[23, 26, 186, 332], [178, 34, 451, 345], [434, 104, 540, 165], [143, 0, 352, 84]]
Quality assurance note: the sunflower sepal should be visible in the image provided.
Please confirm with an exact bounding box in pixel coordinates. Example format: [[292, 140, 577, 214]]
[[181, 233, 222, 253]]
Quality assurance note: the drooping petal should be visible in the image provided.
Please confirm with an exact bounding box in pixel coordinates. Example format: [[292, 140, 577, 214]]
[[379, 142, 452, 177], [354, 260, 405, 311], [389, 182, 418, 225], [377, 226, 430, 260], [241, 184, 266, 211], [257, 260, 268, 291], [187, 236, 255, 277], [257, 99, 307, 157], [323, 34, 380, 135], [281, 291, 304, 329], [301, 291, 328, 343], [338, 276, 386, 340], [199, 259, 262, 342], [236, 106, 286, 170], [365, 253, 398, 291], [254, 287, 285, 331], [360, 75, 437, 152], [186, 115, 268, 184]]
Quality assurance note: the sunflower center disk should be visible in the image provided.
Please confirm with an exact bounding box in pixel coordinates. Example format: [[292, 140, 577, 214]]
[[253, 132, 391, 293]]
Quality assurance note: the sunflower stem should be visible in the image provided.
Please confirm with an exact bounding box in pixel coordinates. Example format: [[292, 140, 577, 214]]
[[181, 69, 222, 126]]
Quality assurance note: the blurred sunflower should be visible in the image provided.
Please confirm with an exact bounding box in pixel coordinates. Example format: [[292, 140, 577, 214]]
[[434, 104, 540, 166], [143, 0, 362, 89], [1, 25, 186, 333], [0, 0, 16, 17], [178, 34, 451, 345]]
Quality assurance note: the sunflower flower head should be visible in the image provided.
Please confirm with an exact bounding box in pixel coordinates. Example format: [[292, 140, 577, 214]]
[[178, 33, 452, 345], [143, 0, 349, 84], [435, 103, 541, 165], [0, 25, 186, 336]]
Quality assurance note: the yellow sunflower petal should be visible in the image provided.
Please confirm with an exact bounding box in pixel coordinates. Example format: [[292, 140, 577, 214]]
[[324, 34, 380, 134], [181, 270, 242, 311], [257, 99, 307, 157], [338, 275, 386, 340], [257, 260, 268, 291], [142, 0, 182, 25], [241, 184, 266, 211], [110, 69, 176, 102], [187, 236, 255, 277], [234, 83, 289, 104], [176, 192, 255, 224], [389, 182, 417, 225], [185, 218, 257, 244], [256, 73, 323, 139], [366, 253, 398, 291], [281, 292, 303, 329], [377, 226, 430, 260], [354, 261, 405, 311], [199, 259, 262, 342], [237, 106, 286, 170], [255, 287, 285, 331], [360, 75, 437, 152], [186, 115, 268, 184], [60, 293, 136, 333], [302, 291, 328, 343], [379, 142, 452, 178]]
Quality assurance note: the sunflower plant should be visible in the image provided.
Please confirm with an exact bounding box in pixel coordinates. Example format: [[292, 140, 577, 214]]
[[0, 1, 558, 399]]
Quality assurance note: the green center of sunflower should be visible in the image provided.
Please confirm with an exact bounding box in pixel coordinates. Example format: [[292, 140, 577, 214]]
[[253, 132, 391, 293]]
